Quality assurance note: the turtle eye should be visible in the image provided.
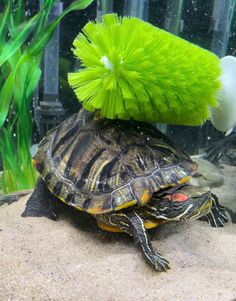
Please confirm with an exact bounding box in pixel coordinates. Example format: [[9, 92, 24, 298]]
[[171, 193, 189, 202]]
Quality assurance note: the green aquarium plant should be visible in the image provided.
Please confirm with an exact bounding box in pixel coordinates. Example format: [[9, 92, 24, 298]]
[[68, 13, 222, 125], [0, 0, 94, 194]]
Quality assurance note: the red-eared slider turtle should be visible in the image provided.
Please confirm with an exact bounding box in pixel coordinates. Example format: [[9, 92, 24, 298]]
[[22, 110, 228, 271]]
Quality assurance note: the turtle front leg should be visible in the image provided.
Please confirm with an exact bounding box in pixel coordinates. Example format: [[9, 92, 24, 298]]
[[96, 211, 170, 272], [22, 177, 65, 220], [199, 194, 228, 227]]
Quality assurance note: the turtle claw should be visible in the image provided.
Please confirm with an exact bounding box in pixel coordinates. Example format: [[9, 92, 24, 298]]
[[199, 193, 228, 227], [147, 252, 170, 272]]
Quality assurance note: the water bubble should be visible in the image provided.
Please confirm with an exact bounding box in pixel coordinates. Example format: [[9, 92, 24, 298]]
[[25, 10, 30, 17]]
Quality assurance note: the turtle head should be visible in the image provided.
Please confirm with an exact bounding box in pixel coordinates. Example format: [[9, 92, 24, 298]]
[[152, 185, 213, 222]]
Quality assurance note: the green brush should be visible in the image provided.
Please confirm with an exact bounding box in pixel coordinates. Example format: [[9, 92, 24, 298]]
[[68, 14, 222, 126]]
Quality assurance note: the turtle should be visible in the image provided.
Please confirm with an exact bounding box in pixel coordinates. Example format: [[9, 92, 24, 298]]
[[22, 109, 228, 271]]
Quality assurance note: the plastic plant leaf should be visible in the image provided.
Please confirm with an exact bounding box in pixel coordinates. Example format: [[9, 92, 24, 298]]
[[15, 0, 24, 26], [0, 0, 55, 63], [0, 2, 11, 49], [14, 64, 28, 109], [32, 0, 55, 39], [9, 14, 17, 36], [0, 0, 93, 194], [67, 0, 95, 11], [0, 14, 39, 67], [0, 72, 14, 130], [1, 129, 17, 173], [25, 21, 60, 57], [25, 0, 94, 58], [25, 59, 42, 100]]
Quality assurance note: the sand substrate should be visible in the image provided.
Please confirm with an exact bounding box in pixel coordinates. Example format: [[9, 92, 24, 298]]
[[0, 191, 236, 301], [0, 163, 236, 301]]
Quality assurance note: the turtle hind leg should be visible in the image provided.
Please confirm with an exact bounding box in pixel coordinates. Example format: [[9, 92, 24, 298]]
[[199, 193, 228, 227], [96, 211, 170, 272], [22, 177, 65, 221]]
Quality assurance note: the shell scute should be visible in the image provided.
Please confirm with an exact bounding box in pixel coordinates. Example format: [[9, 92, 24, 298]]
[[34, 111, 197, 213]]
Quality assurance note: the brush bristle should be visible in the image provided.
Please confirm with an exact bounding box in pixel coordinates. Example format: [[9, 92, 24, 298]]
[[68, 14, 221, 125]]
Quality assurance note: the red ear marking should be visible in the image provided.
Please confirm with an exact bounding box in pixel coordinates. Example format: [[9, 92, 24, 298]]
[[172, 193, 189, 202]]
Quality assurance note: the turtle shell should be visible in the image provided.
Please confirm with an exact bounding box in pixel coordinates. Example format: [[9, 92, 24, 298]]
[[33, 109, 197, 214]]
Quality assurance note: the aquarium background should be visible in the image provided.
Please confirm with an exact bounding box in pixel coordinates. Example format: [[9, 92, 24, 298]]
[[28, 0, 236, 156], [1, 2, 235, 297]]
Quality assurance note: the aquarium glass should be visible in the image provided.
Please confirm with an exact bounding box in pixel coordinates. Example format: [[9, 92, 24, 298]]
[[0, 1, 236, 297]]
